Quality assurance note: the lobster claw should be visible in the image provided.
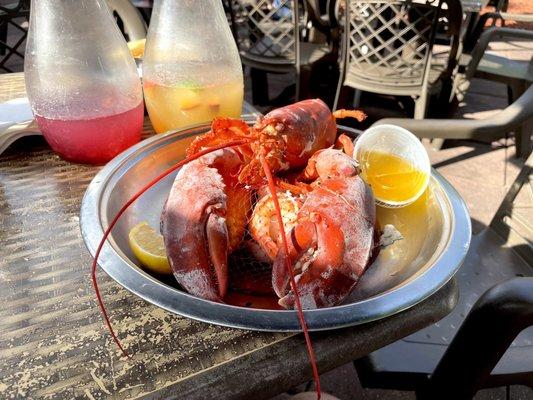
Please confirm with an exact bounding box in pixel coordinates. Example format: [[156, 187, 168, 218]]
[[161, 149, 243, 302], [299, 147, 359, 182], [272, 177, 376, 309], [272, 213, 356, 309]]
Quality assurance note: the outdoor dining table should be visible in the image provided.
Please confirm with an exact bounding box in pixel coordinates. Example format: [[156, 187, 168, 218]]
[[0, 72, 460, 399]]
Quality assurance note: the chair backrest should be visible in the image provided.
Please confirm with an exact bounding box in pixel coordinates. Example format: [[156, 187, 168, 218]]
[[229, 0, 307, 66], [0, 0, 30, 73], [340, 0, 454, 93], [106, 0, 147, 42]]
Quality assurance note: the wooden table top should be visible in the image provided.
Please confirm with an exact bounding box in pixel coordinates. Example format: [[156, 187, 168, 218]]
[[0, 72, 458, 399], [0, 72, 25, 102]]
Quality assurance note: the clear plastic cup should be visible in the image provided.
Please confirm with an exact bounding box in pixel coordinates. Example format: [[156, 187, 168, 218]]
[[353, 124, 431, 208]]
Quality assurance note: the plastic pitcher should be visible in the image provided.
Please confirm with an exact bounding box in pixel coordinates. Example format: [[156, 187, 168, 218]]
[[25, 0, 144, 164], [143, 0, 244, 134]]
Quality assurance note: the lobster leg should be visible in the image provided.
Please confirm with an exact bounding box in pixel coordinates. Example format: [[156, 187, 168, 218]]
[[335, 133, 355, 157], [299, 148, 359, 182], [258, 151, 322, 397]]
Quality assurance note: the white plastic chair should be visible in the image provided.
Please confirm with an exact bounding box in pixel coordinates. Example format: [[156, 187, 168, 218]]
[[106, 0, 147, 41]]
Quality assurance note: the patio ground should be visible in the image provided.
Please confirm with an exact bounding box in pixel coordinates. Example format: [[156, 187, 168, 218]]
[[246, 70, 531, 400]]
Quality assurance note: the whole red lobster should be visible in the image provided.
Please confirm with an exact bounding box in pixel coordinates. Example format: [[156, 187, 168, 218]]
[[91, 99, 373, 399]]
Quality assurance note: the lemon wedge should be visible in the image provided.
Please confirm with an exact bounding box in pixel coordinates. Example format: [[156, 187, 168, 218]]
[[127, 38, 146, 59], [128, 222, 172, 274], [179, 88, 202, 110]]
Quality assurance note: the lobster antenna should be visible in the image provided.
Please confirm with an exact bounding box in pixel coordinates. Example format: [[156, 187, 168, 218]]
[[91, 139, 248, 358], [259, 150, 322, 400]]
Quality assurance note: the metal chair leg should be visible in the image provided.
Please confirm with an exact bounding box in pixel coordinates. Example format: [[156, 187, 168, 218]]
[[414, 93, 428, 120], [333, 84, 342, 111], [515, 119, 532, 159], [333, 64, 346, 111], [414, 92, 442, 149], [431, 138, 445, 150], [297, 67, 312, 101], [353, 89, 362, 108], [250, 68, 269, 105], [509, 81, 531, 159]]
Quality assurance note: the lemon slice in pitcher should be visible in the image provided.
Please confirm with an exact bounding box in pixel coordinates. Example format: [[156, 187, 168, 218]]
[[354, 125, 430, 208], [127, 38, 145, 59], [129, 222, 172, 274]]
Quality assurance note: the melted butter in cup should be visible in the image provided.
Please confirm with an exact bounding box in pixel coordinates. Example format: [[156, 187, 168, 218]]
[[354, 125, 430, 208]]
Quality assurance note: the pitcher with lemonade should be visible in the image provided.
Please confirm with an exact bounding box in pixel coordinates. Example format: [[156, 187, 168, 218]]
[[143, 0, 244, 133]]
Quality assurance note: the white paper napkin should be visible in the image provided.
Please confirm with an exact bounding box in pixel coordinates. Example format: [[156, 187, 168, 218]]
[[0, 97, 34, 129], [0, 97, 41, 155]]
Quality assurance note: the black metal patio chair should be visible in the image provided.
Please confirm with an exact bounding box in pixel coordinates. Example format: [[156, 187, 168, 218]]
[[228, 0, 340, 104], [354, 153, 533, 399], [373, 29, 533, 158], [373, 77, 533, 139], [0, 0, 145, 74], [449, 13, 533, 156], [0, 0, 30, 73], [334, 0, 463, 119], [466, 11, 533, 51]]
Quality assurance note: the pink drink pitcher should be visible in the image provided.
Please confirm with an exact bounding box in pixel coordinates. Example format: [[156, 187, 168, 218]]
[[24, 0, 144, 164]]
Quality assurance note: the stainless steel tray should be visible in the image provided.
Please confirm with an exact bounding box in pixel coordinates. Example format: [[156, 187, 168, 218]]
[[80, 123, 471, 332]]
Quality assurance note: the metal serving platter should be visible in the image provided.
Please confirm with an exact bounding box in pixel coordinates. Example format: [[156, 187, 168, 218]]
[[80, 123, 471, 332]]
